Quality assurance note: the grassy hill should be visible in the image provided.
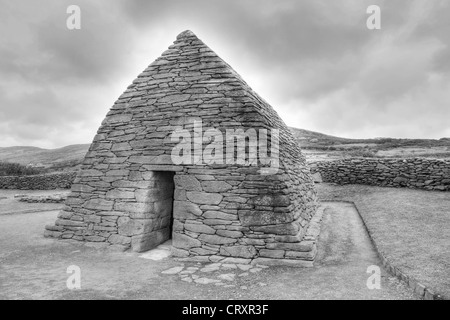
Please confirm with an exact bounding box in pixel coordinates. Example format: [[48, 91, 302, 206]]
[[0, 144, 89, 171], [290, 127, 449, 148], [289, 127, 450, 161], [0, 128, 448, 171]]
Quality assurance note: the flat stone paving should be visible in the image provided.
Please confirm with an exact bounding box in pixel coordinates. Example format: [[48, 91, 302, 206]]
[[160, 262, 269, 288]]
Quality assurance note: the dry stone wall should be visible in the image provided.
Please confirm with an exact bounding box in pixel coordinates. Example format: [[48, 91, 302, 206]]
[[310, 158, 450, 191], [171, 167, 320, 266], [0, 172, 76, 190], [17, 193, 68, 203], [44, 30, 319, 266]]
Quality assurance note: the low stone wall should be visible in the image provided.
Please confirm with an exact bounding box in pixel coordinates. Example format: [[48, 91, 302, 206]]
[[310, 158, 450, 191], [17, 193, 68, 203], [0, 172, 77, 190]]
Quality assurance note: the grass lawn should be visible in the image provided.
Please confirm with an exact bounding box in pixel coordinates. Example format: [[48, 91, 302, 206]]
[[316, 183, 450, 299]]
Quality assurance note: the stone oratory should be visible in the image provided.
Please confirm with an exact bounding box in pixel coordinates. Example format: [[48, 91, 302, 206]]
[[45, 30, 320, 266]]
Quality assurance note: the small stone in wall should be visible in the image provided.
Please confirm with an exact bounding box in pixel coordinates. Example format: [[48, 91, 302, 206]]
[[186, 191, 223, 205], [186, 267, 199, 271], [312, 172, 322, 183], [200, 265, 220, 273], [237, 264, 252, 271]]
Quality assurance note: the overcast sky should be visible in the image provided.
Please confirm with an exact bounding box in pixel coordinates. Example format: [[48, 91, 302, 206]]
[[0, 0, 449, 148]]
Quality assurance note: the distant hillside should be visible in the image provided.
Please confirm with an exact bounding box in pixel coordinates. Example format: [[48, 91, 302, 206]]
[[0, 144, 90, 171], [289, 127, 450, 161], [290, 127, 356, 147], [290, 127, 449, 149]]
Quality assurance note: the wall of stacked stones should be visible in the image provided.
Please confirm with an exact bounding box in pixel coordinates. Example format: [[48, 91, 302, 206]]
[[310, 158, 450, 191], [0, 172, 76, 190], [171, 166, 318, 264], [46, 164, 319, 264], [45, 31, 319, 264]]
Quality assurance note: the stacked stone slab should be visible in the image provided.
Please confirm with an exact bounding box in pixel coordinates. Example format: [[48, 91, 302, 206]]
[[45, 30, 319, 266], [0, 172, 76, 190], [310, 158, 450, 191]]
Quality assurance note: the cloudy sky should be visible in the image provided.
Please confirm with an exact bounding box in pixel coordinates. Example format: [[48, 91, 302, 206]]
[[0, 0, 449, 148]]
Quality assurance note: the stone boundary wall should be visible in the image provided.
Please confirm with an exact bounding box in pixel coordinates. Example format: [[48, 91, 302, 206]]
[[310, 158, 450, 191], [17, 193, 68, 203], [0, 172, 77, 190]]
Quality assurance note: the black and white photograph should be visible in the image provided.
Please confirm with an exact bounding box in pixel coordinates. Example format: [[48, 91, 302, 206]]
[[0, 0, 449, 306]]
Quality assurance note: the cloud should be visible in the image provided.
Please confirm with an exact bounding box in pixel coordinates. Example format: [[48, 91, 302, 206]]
[[0, 0, 145, 147], [0, 0, 137, 84], [0, 0, 449, 149]]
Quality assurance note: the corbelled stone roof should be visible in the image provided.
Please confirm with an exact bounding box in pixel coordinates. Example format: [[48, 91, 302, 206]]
[[102, 30, 307, 171]]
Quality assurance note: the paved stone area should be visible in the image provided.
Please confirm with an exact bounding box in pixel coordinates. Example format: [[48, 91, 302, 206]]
[[160, 262, 269, 288]]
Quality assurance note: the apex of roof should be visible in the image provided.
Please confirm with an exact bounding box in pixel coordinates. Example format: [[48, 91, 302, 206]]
[[176, 30, 197, 40]]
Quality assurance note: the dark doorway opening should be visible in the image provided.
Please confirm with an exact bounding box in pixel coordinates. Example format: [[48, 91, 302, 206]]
[[133, 171, 175, 252], [152, 171, 175, 243]]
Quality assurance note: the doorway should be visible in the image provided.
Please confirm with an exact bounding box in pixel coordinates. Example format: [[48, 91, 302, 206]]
[[133, 171, 175, 252]]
